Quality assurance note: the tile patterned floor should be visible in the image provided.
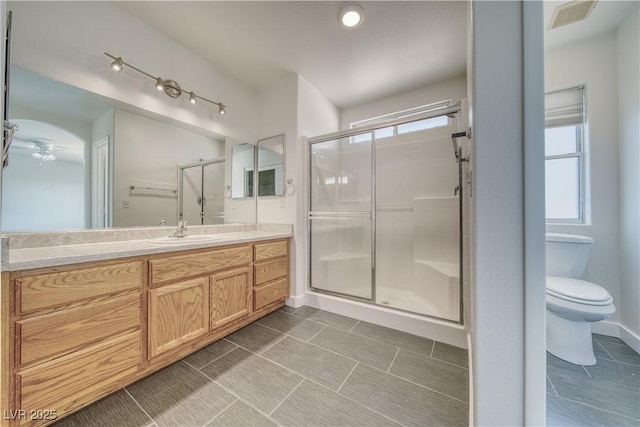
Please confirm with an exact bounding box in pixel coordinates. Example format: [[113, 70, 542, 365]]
[[53, 306, 469, 427], [546, 334, 640, 426]]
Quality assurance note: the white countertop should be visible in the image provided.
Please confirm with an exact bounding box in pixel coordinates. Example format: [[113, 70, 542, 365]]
[[1, 224, 292, 271]]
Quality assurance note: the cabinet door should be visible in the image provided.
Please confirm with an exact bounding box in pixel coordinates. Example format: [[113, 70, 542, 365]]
[[148, 277, 209, 358], [210, 267, 252, 331]]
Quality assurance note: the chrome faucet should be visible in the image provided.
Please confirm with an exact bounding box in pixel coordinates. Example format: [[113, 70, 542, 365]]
[[171, 220, 188, 238]]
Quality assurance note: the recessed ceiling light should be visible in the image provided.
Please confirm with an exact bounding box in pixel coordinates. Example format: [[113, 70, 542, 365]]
[[339, 5, 365, 29]]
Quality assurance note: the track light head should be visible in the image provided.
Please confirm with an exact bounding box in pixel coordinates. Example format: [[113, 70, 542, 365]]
[[104, 53, 227, 116], [110, 57, 124, 72]]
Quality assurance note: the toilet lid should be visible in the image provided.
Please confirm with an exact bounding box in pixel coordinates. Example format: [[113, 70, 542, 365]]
[[546, 276, 613, 305]]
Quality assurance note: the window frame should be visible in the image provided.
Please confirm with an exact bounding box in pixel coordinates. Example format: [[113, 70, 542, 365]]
[[544, 86, 586, 224]]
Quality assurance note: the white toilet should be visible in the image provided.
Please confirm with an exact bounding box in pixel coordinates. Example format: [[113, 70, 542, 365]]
[[546, 233, 616, 366]]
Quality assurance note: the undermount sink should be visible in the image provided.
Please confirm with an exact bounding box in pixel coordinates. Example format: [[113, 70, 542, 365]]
[[147, 234, 222, 245]]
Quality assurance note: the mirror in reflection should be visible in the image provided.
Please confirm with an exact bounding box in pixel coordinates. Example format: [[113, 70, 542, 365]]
[[1, 66, 257, 231], [231, 143, 255, 199], [257, 134, 285, 197]]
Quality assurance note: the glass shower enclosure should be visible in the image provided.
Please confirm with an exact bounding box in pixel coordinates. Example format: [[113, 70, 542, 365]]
[[308, 106, 464, 323], [179, 158, 225, 225]]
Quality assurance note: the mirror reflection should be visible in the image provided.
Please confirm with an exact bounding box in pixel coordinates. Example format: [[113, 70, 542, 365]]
[[231, 143, 255, 199], [257, 134, 285, 197], [2, 66, 256, 231]]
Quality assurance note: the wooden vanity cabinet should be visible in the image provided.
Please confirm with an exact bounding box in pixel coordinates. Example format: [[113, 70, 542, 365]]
[[210, 266, 252, 330], [253, 240, 289, 310], [147, 244, 254, 359], [1, 238, 289, 427], [148, 277, 209, 358], [6, 260, 144, 427]]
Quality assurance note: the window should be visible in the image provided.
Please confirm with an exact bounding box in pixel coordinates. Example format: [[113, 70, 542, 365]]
[[349, 101, 451, 143], [545, 86, 586, 223]]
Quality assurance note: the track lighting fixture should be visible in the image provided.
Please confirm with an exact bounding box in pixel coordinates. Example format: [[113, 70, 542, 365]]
[[110, 57, 123, 72], [104, 52, 228, 115]]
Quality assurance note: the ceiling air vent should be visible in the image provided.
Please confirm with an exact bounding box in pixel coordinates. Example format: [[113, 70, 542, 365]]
[[548, 0, 598, 30]]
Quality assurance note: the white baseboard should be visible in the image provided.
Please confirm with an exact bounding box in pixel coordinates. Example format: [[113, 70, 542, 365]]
[[591, 321, 640, 354], [620, 324, 640, 354], [285, 294, 305, 308], [591, 320, 620, 337]]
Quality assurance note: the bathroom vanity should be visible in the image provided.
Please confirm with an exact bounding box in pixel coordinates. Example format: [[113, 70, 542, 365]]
[[0, 224, 291, 427]]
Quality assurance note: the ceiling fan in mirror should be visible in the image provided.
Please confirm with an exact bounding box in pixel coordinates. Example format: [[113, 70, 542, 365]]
[[12, 137, 66, 162]]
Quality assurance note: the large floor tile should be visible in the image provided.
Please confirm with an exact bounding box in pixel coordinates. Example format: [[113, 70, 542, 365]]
[[224, 322, 284, 353], [593, 339, 615, 360], [432, 341, 469, 368], [52, 390, 152, 427], [547, 394, 639, 427], [256, 310, 325, 340], [183, 339, 237, 370], [262, 336, 357, 391], [340, 364, 468, 426], [350, 321, 433, 356], [389, 349, 468, 402], [201, 347, 303, 414], [547, 352, 590, 376], [597, 340, 640, 366], [593, 334, 626, 345], [310, 326, 398, 371], [126, 362, 235, 427], [279, 305, 298, 314], [547, 375, 557, 395], [272, 380, 400, 427], [547, 366, 640, 420], [292, 307, 359, 331], [207, 400, 277, 427], [585, 357, 640, 389]]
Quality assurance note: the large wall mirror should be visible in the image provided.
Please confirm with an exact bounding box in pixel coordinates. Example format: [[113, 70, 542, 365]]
[[1, 66, 257, 231], [257, 134, 285, 197]]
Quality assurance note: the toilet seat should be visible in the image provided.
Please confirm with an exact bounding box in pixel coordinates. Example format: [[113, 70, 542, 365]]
[[546, 276, 613, 306]]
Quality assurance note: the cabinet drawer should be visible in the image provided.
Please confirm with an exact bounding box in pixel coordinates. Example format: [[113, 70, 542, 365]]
[[254, 240, 287, 261], [254, 278, 289, 310], [17, 331, 141, 425], [17, 261, 142, 314], [254, 258, 288, 286], [150, 246, 252, 285], [17, 292, 141, 367]]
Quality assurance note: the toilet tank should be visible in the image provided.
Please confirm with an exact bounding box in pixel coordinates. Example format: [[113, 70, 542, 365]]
[[546, 233, 594, 278]]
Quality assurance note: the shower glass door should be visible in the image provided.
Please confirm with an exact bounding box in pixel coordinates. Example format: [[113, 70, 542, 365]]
[[180, 164, 203, 225], [202, 161, 225, 224], [374, 122, 460, 321], [180, 158, 225, 225], [309, 132, 373, 300], [308, 106, 464, 323]]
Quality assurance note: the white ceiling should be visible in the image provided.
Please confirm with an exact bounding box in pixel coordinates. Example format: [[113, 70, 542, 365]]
[[114, 1, 468, 109], [114, 1, 636, 110]]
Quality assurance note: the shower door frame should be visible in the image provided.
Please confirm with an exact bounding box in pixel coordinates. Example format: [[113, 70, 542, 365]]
[[307, 104, 465, 324], [178, 156, 226, 225]]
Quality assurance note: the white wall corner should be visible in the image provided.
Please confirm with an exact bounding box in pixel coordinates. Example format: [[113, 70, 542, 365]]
[[470, 1, 545, 425], [285, 294, 305, 308]]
